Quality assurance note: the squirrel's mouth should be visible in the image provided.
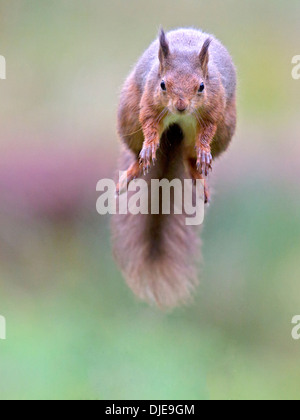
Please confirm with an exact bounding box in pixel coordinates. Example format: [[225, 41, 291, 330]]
[[172, 108, 190, 117], [169, 104, 190, 116]]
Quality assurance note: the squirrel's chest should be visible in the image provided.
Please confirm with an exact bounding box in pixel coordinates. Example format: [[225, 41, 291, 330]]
[[162, 114, 198, 150]]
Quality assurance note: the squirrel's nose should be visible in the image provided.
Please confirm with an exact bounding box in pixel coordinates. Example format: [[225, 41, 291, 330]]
[[175, 99, 188, 113]]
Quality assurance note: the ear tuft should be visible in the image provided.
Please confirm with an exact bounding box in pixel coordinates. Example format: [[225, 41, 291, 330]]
[[199, 37, 212, 78], [159, 28, 170, 63]]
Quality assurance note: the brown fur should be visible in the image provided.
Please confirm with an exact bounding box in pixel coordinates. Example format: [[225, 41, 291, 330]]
[[113, 28, 237, 308]]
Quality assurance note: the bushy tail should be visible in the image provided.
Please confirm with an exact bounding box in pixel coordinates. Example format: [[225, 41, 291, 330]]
[[111, 125, 201, 309]]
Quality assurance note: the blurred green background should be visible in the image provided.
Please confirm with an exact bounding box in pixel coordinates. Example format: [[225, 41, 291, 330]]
[[0, 0, 300, 400]]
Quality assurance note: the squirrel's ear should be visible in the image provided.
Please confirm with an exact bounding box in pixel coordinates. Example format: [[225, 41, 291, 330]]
[[199, 38, 212, 78], [158, 28, 170, 67]]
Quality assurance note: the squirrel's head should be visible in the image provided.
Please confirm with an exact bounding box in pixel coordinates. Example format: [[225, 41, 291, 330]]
[[157, 29, 212, 116]]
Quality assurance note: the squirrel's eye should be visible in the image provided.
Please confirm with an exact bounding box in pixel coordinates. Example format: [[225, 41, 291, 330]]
[[160, 81, 167, 91], [198, 82, 205, 93]]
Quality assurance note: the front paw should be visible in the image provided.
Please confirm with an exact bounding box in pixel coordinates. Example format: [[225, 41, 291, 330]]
[[139, 143, 159, 174], [196, 148, 212, 177]]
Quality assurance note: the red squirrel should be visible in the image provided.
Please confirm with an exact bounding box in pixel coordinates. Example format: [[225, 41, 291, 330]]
[[112, 28, 237, 308]]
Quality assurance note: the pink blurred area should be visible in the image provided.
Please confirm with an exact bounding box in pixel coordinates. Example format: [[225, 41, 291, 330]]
[[0, 123, 299, 223], [0, 143, 115, 220]]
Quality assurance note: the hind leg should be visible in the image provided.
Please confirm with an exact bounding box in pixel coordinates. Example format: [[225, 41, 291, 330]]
[[187, 158, 210, 204], [116, 159, 141, 195]]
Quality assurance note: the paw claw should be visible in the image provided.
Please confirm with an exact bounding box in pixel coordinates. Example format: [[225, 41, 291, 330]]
[[139, 143, 159, 173], [197, 149, 212, 177]]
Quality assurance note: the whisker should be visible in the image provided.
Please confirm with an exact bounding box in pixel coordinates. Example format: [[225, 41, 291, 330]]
[[156, 107, 167, 124], [192, 109, 202, 127], [123, 108, 168, 138], [122, 127, 143, 137], [193, 109, 206, 127], [157, 107, 169, 124]]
